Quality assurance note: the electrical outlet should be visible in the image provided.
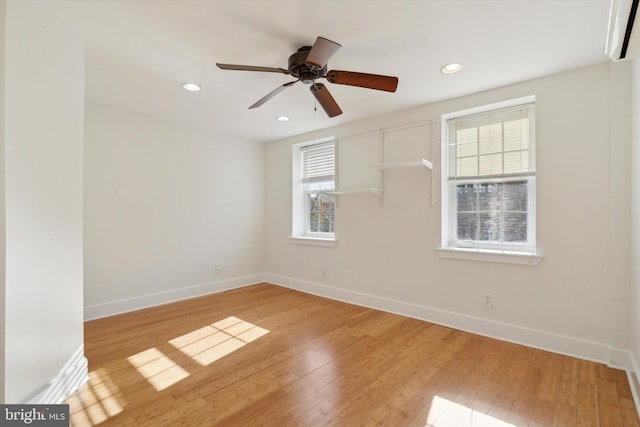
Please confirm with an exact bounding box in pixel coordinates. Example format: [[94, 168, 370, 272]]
[[215, 264, 221, 274], [321, 266, 327, 277], [483, 292, 493, 308]]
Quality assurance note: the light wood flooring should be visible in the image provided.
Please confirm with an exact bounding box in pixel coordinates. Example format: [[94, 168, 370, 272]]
[[66, 283, 640, 426]]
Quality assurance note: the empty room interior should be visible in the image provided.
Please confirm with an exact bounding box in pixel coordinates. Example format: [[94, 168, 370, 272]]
[[2, 0, 640, 425]]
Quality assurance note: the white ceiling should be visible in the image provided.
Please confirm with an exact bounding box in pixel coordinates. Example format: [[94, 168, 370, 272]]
[[54, 0, 612, 143]]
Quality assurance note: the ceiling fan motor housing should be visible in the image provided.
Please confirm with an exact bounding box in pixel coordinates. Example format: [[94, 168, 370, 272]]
[[216, 36, 398, 118], [288, 46, 327, 84]]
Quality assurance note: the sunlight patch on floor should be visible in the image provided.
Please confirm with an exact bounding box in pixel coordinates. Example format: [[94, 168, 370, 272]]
[[169, 316, 269, 366], [127, 347, 190, 391], [426, 396, 516, 427], [68, 368, 125, 426]]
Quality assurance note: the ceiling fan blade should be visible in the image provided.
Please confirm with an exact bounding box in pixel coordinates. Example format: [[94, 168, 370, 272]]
[[305, 37, 342, 70], [326, 70, 398, 92], [216, 63, 288, 74], [249, 81, 297, 109], [310, 83, 343, 118]]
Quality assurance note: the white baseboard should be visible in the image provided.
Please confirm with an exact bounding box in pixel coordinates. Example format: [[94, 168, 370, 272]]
[[265, 273, 617, 366], [629, 352, 640, 419], [609, 347, 634, 371], [84, 274, 265, 320], [28, 345, 88, 404]]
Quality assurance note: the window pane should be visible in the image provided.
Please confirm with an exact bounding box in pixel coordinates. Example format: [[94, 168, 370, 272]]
[[455, 181, 529, 245], [307, 192, 335, 233], [478, 212, 502, 241], [503, 150, 530, 175], [457, 157, 478, 177], [504, 213, 527, 242], [478, 153, 503, 176], [478, 123, 503, 155], [304, 181, 335, 192], [503, 181, 527, 212], [456, 128, 478, 154], [456, 184, 477, 212], [457, 213, 477, 240], [477, 183, 502, 212], [503, 118, 529, 151]]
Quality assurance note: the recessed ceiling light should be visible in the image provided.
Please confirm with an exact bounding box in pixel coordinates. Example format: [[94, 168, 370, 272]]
[[276, 116, 290, 122], [182, 82, 202, 92], [440, 62, 463, 74]]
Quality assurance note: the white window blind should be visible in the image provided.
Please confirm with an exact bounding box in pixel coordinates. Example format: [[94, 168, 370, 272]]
[[448, 103, 535, 181], [301, 141, 336, 183]]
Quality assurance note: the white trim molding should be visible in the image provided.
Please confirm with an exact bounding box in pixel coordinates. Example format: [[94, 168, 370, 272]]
[[28, 345, 88, 404], [84, 274, 265, 320], [289, 236, 337, 247], [609, 347, 634, 371], [629, 351, 640, 419], [265, 273, 622, 367], [608, 348, 640, 419], [436, 247, 543, 265]]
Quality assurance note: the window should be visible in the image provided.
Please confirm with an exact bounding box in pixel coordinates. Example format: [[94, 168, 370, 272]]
[[291, 138, 336, 245], [440, 97, 539, 261]]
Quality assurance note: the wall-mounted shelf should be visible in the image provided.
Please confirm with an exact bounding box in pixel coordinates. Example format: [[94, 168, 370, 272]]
[[371, 158, 433, 171], [333, 118, 438, 207], [323, 188, 384, 196]]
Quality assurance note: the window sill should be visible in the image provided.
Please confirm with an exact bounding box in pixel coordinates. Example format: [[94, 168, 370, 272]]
[[436, 247, 543, 265], [289, 236, 337, 247]]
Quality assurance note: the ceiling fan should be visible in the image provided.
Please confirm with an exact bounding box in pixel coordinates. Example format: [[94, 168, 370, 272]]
[[216, 36, 399, 118]]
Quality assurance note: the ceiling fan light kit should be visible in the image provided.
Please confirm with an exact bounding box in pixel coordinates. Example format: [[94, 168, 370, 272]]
[[216, 36, 399, 118]]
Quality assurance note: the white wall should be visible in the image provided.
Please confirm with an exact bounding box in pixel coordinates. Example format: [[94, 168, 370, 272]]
[[0, 0, 7, 405], [2, 0, 85, 403], [265, 62, 631, 364], [631, 58, 640, 391], [83, 102, 264, 315], [609, 60, 632, 360]]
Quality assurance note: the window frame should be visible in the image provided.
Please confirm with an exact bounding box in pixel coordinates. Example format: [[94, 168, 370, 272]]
[[439, 96, 542, 264], [290, 137, 337, 246]]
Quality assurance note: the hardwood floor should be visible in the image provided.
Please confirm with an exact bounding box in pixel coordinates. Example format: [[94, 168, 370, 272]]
[[66, 283, 640, 426]]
